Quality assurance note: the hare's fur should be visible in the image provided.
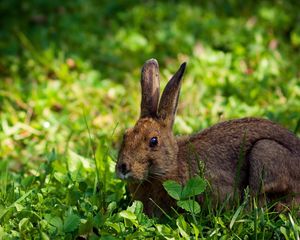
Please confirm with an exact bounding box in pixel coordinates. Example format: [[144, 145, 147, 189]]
[[116, 59, 300, 216]]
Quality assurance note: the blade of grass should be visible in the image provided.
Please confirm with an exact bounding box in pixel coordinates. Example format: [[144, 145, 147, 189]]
[[0, 190, 32, 221], [229, 200, 246, 230], [149, 198, 173, 221], [82, 109, 99, 196], [288, 213, 299, 240]]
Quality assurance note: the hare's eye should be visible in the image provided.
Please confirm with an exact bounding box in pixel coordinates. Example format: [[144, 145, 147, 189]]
[[149, 137, 158, 148]]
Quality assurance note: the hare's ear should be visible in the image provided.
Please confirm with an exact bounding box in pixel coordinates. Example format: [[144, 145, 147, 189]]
[[140, 59, 160, 118], [158, 62, 186, 129]]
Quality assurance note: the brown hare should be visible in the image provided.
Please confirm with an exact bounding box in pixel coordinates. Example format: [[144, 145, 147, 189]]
[[116, 59, 300, 216]]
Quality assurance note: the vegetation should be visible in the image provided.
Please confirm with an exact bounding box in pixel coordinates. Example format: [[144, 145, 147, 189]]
[[1, 0, 300, 239]]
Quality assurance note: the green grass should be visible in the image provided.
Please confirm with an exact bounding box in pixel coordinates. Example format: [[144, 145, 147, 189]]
[[1, 0, 300, 239]]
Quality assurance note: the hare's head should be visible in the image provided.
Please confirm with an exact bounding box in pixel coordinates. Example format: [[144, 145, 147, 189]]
[[116, 59, 186, 182]]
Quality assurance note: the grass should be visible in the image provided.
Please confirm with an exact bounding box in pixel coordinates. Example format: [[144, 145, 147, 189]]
[[1, 0, 300, 239]]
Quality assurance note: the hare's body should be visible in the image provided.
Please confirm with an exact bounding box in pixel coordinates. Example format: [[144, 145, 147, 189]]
[[116, 59, 300, 216], [178, 118, 300, 204]]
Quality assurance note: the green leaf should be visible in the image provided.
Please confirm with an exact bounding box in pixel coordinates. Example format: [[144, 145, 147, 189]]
[[15, 203, 24, 212], [105, 222, 121, 233], [156, 224, 174, 237], [18, 218, 29, 231], [163, 180, 182, 200], [119, 210, 136, 220], [176, 215, 190, 239], [46, 215, 63, 232], [127, 201, 143, 215], [177, 200, 201, 214], [68, 149, 93, 172], [40, 232, 50, 240], [191, 223, 200, 239], [0, 226, 5, 238], [63, 213, 81, 233], [107, 201, 117, 215], [280, 226, 289, 240], [181, 176, 206, 199], [53, 172, 68, 184]]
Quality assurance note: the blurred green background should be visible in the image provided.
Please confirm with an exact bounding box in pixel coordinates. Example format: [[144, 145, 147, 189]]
[[1, 0, 300, 238], [1, 0, 300, 167], [0, 0, 300, 172]]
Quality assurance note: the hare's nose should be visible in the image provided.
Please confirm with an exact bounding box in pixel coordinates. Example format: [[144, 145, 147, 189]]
[[118, 162, 130, 175]]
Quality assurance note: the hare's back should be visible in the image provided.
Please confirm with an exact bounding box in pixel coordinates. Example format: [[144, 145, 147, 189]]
[[192, 117, 300, 154]]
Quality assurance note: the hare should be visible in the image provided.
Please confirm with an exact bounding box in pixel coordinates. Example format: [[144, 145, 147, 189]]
[[116, 59, 300, 216]]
